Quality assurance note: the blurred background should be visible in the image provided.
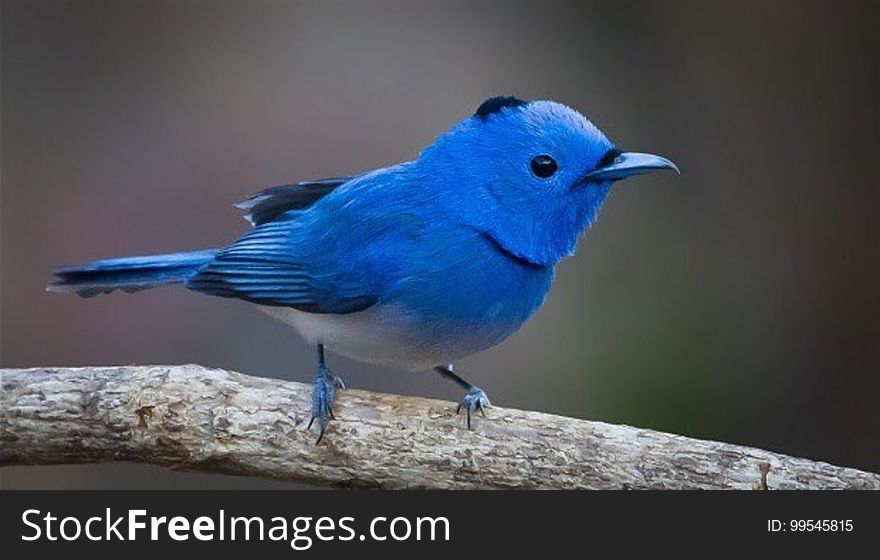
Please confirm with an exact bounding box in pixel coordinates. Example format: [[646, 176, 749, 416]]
[[2, 0, 879, 488]]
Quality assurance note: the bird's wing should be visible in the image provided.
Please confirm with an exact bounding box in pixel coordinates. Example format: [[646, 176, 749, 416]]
[[185, 217, 378, 314], [235, 176, 359, 226], [202, 163, 418, 313]]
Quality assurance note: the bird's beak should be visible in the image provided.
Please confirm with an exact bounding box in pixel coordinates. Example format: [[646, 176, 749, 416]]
[[582, 151, 679, 182]]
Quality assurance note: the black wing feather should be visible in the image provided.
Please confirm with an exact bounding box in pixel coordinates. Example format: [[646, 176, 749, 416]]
[[236, 176, 355, 226]]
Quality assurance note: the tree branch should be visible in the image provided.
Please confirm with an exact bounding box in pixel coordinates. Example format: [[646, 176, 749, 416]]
[[1, 365, 877, 489]]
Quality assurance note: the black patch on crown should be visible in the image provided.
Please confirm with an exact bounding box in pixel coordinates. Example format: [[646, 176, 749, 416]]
[[474, 96, 529, 121]]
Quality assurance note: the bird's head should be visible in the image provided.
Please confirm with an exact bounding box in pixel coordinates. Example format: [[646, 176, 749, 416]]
[[419, 96, 677, 266]]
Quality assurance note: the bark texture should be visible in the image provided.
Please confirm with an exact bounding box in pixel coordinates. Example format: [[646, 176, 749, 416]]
[[2, 365, 878, 489]]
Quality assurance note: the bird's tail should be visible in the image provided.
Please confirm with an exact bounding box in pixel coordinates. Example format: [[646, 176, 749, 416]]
[[48, 249, 218, 297]]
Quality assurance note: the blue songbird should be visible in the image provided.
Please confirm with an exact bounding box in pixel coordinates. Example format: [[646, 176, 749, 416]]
[[49, 97, 677, 442]]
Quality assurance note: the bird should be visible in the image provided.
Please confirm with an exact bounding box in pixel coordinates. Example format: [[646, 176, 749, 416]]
[[49, 96, 678, 442]]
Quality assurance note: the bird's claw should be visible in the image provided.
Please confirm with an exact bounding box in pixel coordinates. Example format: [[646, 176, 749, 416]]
[[308, 367, 344, 444], [456, 386, 491, 430]]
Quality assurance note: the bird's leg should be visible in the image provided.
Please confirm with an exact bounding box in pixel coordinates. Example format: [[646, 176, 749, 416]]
[[307, 343, 345, 443], [433, 363, 490, 429]]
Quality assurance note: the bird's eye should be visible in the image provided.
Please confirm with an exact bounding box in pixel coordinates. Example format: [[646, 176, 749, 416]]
[[530, 155, 558, 179]]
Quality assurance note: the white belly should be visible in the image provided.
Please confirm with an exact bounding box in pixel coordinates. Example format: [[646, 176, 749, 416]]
[[260, 305, 483, 371]]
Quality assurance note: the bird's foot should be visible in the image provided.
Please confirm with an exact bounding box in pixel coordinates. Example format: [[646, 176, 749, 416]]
[[308, 365, 345, 444], [456, 386, 491, 430]]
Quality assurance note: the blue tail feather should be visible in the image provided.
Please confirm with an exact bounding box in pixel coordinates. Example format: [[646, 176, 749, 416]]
[[48, 250, 218, 297]]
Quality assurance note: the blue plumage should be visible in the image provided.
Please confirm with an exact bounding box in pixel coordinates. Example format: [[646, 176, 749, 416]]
[[49, 97, 677, 442]]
